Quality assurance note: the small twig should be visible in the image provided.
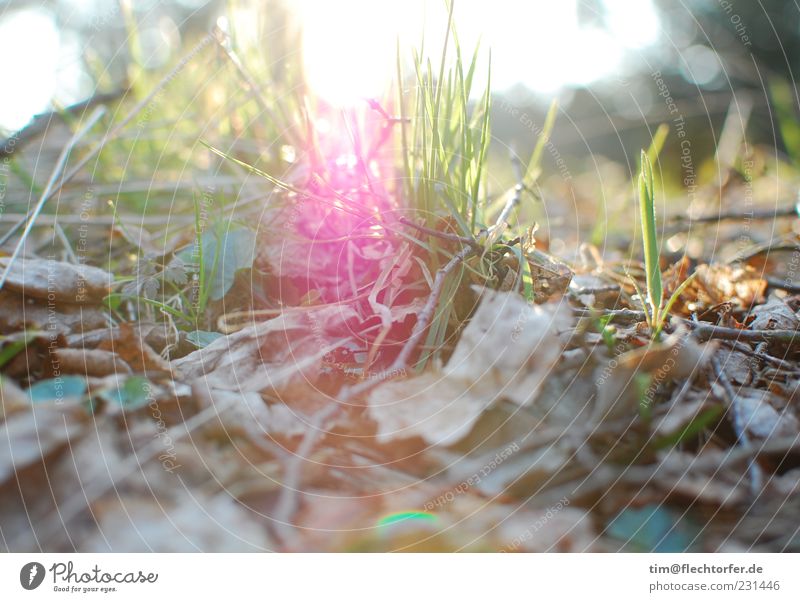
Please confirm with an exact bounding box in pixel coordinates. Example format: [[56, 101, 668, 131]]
[[735, 240, 800, 263], [270, 403, 341, 544], [487, 158, 526, 245], [397, 216, 481, 250], [0, 213, 196, 226], [710, 354, 764, 498], [53, 222, 79, 264], [765, 276, 800, 294], [0, 106, 106, 291], [719, 339, 794, 370], [568, 284, 621, 296], [391, 244, 476, 370], [668, 205, 797, 226], [573, 307, 800, 348], [691, 323, 800, 345]]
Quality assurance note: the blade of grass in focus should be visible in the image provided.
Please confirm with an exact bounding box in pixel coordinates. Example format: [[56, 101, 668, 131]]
[[638, 150, 662, 317]]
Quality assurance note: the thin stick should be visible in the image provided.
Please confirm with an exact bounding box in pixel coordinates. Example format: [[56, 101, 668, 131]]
[[0, 106, 106, 291], [668, 205, 797, 226], [568, 284, 621, 296], [486, 156, 525, 245], [719, 339, 794, 370], [0, 213, 195, 226], [691, 324, 800, 345], [570, 307, 648, 323], [735, 240, 800, 263], [765, 276, 800, 294], [270, 403, 341, 544], [397, 216, 481, 250], [53, 223, 79, 264], [391, 244, 475, 370], [573, 306, 800, 346], [710, 354, 764, 498]]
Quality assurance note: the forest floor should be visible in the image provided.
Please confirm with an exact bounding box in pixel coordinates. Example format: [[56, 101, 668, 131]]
[[1, 31, 800, 552]]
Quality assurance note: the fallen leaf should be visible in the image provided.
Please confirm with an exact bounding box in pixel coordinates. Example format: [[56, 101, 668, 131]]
[[81, 491, 274, 551], [748, 296, 800, 331], [185, 330, 223, 348], [735, 388, 800, 440], [498, 507, 603, 552], [174, 304, 358, 393], [0, 257, 112, 304], [97, 323, 171, 376], [53, 348, 131, 377], [0, 290, 107, 335], [693, 264, 766, 310], [594, 329, 714, 423], [368, 290, 569, 445], [27, 376, 87, 402], [0, 378, 28, 421], [96, 376, 154, 411], [716, 348, 754, 386], [606, 504, 699, 552], [0, 400, 88, 484]]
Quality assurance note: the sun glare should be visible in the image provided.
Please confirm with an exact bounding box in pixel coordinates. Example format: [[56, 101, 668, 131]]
[[293, 0, 660, 104], [298, 0, 404, 106], [0, 9, 61, 132], [0, 0, 662, 131]]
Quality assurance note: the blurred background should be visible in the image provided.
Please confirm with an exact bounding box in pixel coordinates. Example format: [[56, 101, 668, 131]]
[[0, 1, 797, 143], [2, 0, 799, 257]]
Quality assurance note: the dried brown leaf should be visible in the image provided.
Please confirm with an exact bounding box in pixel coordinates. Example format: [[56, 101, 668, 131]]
[[174, 304, 358, 393], [594, 329, 715, 423], [82, 492, 274, 551], [0, 401, 88, 484], [368, 290, 569, 445], [735, 388, 800, 440], [97, 323, 171, 376], [0, 290, 107, 335], [748, 296, 800, 331], [694, 264, 766, 309], [0, 257, 112, 304], [53, 348, 131, 377]]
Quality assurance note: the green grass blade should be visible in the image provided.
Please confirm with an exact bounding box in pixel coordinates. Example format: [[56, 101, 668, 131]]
[[638, 150, 662, 316], [523, 99, 558, 187], [654, 271, 697, 336], [645, 123, 669, 166]]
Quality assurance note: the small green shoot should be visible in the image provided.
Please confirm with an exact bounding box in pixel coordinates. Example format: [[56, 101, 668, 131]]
[[635, 149, 697, 338], [652, 405, 724, 450], [638, 150, 662, 318], [523, 99, 559, 188]]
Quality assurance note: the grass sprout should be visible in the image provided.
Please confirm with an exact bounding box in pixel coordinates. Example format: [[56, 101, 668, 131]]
[[636, 148, 696, 337]]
